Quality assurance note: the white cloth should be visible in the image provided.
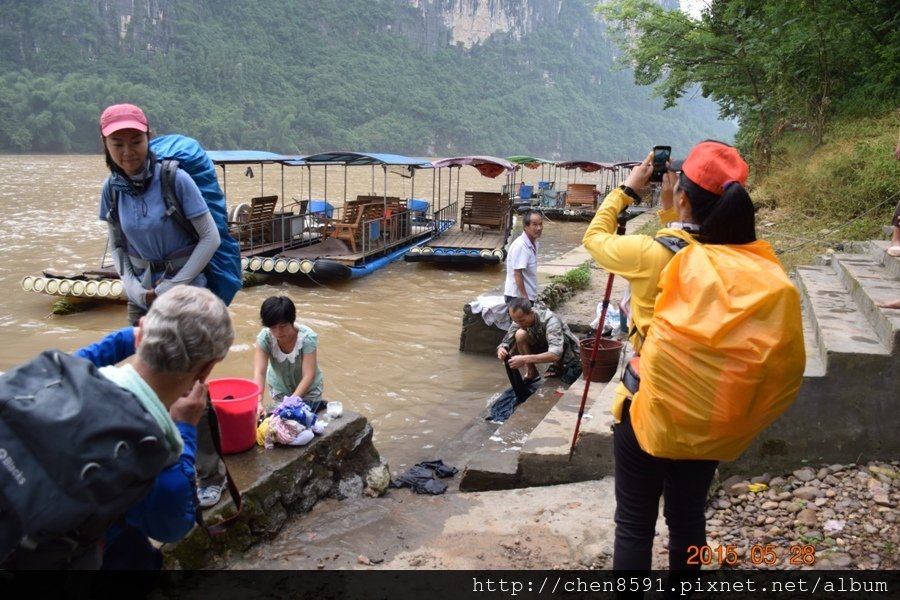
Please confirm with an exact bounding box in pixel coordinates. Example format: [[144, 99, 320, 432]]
[[469, 294, 512, 330], [504, 232, 539, 300]]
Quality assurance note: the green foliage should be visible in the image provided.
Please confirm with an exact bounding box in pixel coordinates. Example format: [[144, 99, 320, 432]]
[[551, 262, 592, 291], [597, 0, 900, 172], [752, 111, 900, 272], [0, 0, 734, 157]]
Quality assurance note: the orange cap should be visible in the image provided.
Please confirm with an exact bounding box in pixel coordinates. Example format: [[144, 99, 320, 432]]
[[681, 141, 748, 195]]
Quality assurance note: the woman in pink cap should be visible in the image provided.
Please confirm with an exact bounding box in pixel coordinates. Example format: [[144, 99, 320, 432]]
[[98, 103, 220, 326], [583, 140, 756, 587], [97, 103, 228, 510]]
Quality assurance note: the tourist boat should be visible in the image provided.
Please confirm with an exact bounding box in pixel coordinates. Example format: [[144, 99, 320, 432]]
[[22, 148, 437, 307], [404, 155, 518, 265], [218, 150, 440, 281], [518, 159, 643, 222], [17, 144, 294, 307], [505, 155, 558, 207]]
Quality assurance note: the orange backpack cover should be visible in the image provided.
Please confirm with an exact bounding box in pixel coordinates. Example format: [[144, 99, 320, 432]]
[[631, 239, 805, 461]]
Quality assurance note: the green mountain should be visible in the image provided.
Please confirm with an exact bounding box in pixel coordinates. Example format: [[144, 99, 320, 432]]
[[0, 0, 735, 159]]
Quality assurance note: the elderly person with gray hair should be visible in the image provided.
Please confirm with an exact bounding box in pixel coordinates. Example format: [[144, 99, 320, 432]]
[[98, 284, 234, 411], [99, 284, 234, 512]]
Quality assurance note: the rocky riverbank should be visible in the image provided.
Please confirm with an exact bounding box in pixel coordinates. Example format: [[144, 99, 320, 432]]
[[213, 244, 898, 573], [698, 461, 900, 571]]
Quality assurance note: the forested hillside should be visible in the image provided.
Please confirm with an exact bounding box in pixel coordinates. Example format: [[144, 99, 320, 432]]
[[0, 0, 734, 158], [599, 0, 900, 265]]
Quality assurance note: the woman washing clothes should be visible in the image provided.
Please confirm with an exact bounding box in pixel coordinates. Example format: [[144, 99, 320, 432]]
[[253, 295, 326, 418]]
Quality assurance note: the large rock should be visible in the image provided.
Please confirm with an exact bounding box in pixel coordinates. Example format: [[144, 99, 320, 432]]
[[162, 411, 383, 569]]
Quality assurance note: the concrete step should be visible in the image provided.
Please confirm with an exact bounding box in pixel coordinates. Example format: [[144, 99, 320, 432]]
[[799, 296, 827, 378], [867, 240, 900, 280], [793, 265, 890, 373], [517, 366, 620, 485], [165, 411, 384, 568], [830, 253, 900, 352], [458, 379, 571, 491], [847, 240, 900, 280]]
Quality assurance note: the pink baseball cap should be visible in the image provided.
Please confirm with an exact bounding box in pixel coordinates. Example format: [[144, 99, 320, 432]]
[[100, 103, 149, 136], [681, 140, 749, 196]]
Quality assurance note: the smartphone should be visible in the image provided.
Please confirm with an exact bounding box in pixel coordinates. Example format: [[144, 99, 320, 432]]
[[650, 145, 671, 183]]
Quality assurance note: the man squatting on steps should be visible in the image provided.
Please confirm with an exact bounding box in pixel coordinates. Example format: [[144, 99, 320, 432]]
[[496, 297, 583, 385]]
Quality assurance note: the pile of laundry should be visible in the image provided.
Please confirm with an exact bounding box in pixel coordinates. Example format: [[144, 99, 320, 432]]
[[257, 396, 326, 448], [389, 459, 458, 495]]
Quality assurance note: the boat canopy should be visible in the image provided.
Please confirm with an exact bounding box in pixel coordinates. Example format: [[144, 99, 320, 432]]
[[613, 160, 642, 168], [506, 155, 556, 170], [285, 151, 433, 168], [431, 155, 517, 179], [206, 150, 298, 164], [556, 160, 616, 173]]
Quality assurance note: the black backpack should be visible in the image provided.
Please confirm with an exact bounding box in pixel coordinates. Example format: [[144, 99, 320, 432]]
[[0, 350, 179, 569]]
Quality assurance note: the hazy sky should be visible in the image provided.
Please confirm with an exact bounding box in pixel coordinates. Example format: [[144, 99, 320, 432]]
[[681, 0, 706, 19]]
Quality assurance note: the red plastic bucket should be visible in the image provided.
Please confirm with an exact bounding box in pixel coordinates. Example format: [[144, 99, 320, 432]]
[[208, 378, 261, 454]]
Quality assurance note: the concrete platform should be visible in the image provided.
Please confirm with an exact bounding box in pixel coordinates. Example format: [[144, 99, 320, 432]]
[[163, 411, 386, 569]]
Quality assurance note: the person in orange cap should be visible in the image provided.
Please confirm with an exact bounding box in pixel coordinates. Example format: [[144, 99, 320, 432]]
[[583, 140, 756, 588]]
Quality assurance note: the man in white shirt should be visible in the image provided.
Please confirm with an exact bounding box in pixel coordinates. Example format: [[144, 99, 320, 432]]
[[504, 210, 543, 304]]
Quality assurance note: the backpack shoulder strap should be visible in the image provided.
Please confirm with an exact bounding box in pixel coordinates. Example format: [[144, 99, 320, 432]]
[[654, 235, 690, 254], [103, 177, 127, 250], [103, 176, 118, 224], [160, 159, 198, 241], [625, 235, 691, 349]]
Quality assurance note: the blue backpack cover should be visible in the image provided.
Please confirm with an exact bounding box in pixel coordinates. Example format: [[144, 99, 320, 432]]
[[149, 134, 242, 306]]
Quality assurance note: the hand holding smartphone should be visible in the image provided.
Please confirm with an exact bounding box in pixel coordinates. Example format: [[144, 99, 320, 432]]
[[650, 145, 671, 183]]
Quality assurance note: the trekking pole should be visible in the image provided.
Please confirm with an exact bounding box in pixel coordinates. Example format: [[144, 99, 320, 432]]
[[569, 212, 628, 461]]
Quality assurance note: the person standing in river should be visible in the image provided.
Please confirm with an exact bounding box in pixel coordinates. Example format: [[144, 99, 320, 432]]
[[97, 103, 227, 509], [503, 209, 543, 304]]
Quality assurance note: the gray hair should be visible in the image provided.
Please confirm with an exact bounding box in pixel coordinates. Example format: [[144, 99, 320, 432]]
[[522, 209, 542, 226], [138, 286, 234, 374]]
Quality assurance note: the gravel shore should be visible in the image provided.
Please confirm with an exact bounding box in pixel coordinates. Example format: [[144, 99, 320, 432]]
[[692, 461, 900, 571]]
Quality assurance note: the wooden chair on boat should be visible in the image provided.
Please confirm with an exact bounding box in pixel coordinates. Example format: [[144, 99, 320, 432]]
[[354, 194, 402, 207], [460, 191, 510, 231], [564, 183, 597, 209], [228, 195, 279, 246], [330, 202, 375, 253]]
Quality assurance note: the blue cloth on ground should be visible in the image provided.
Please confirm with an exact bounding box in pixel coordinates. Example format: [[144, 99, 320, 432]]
[[390, 459, 458, 495], [487, 382, 537, 422]]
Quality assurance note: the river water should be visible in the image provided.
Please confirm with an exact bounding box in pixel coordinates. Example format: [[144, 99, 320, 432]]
[[0, 154, 597, 469]]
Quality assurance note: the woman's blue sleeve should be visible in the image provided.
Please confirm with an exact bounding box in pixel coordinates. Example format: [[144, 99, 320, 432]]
[[74, 326, 136, 367], [124, 421, 198, 542]]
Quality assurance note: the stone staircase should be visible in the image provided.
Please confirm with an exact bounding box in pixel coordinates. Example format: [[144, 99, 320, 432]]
[[459, 239, 900, 490]]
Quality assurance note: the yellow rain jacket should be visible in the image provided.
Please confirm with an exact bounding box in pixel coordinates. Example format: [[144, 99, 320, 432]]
[[582, 188, 689, 422]]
